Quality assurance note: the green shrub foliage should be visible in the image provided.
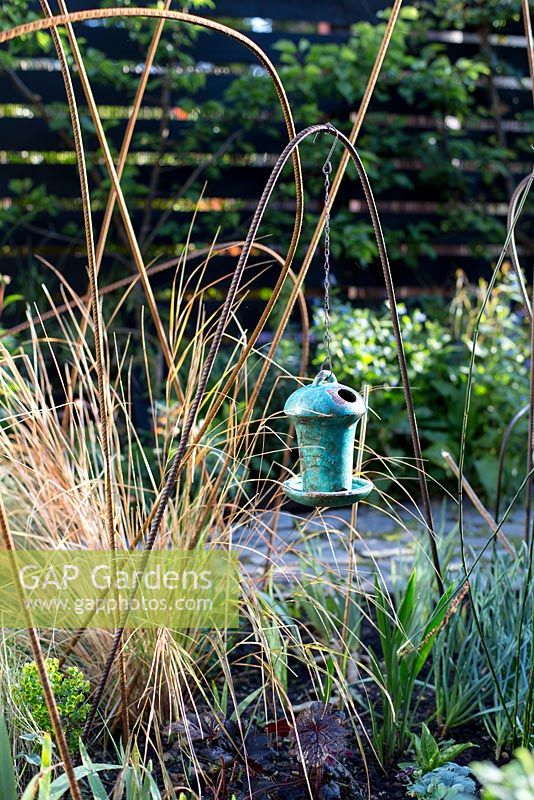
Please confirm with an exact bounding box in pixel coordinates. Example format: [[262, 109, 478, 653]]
[[412, 724, 475, 776], [312, 266, 529, 501], [12, 658, 90, 749], [472, 748, 534, 800]]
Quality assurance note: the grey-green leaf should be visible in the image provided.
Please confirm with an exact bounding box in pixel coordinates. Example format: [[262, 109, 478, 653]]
[[0, 714, 18, 800]]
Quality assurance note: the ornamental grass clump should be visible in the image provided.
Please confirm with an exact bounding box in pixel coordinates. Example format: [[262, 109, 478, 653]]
[[13, 658, 90, 749]]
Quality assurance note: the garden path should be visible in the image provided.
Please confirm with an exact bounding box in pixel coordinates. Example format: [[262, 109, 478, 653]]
[[235, 500, 526, 589]]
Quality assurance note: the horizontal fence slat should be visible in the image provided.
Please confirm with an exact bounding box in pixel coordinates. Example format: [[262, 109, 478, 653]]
[[3, 65, 531, 111], [71, 24, 350, 63], [0, 103, 530, 135], [168, 0, 388, 25]]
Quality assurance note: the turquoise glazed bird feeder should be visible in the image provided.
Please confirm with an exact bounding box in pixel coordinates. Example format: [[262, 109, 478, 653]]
[[283, 370, 374, 508], [282, 133, 374, 508]]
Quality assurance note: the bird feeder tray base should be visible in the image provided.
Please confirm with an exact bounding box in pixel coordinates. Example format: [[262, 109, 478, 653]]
[[282, 476, 374, 508]]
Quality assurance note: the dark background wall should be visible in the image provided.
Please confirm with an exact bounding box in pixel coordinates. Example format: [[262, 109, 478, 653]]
[[0, 0, 532, 319]]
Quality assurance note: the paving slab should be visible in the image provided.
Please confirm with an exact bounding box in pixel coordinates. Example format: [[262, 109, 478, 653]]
[[237, 498, 526, 589]]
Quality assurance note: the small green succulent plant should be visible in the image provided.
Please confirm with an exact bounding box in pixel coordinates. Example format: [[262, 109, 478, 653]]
[[412, 724, 476, 776], [406, 763, 477, 799], [12, 658, 90, 749]]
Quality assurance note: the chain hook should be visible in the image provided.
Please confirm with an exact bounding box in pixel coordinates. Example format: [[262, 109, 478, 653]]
[[322, 123, 339, 174]]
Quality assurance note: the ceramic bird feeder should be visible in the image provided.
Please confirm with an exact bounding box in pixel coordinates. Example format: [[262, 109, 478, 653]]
[[283, 370, 374, 508]]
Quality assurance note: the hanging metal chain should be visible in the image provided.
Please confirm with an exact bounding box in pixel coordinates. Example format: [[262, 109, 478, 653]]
[[322, 158, 333, 373], [322, 127, 338, 374]]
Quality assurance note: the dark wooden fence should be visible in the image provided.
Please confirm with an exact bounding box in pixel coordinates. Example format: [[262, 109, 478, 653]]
[[0, 0, 532, 306]]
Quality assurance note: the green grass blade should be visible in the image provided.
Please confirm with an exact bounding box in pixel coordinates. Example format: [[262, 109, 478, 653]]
[[397, 570, 416, 635], [38, 734, 53, 800], [50, 764, 120, 799], [78, 740, 109, 800], [0, 713, 18, 800], [21, 776, 41, 800]]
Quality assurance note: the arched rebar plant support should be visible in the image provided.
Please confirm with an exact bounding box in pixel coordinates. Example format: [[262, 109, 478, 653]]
[[507, 174, 532, 319], [80, 122, 445, 737], [0, 6, 305, 413], [456, 168, 534, 746], [34, 0, 131, 741], [495, 404, 529, 523], [0, 5, 304, 742]]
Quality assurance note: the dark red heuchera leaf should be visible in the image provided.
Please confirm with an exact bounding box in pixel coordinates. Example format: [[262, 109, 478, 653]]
[[288, 703, 348, 769], [264, 719, 292, 737]]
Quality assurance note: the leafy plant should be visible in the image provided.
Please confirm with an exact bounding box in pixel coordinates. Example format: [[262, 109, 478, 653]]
[[289, 702, 351, 798], [471, 748, 534, 799], [430, 547, 533, 756], [2, 0, 530, 306], [171, 711, 275, 798], [411, 724, 475, 776], [365, 571, 454, 764], [173, 703, 352, 800], [433, 601, 494, 735], [0, 713, 18, 799], [471, 554, 533, 756], [0, 715, 56, 800], [9, 735, 180, 800], [37, 732, 52, 800], [12, 659, 90, 750], [274, 702, 353, 799], [289, 702, 348, 770], [406, 763, 477, 799], [313, 266, 530, 503], [77, 739, 166, 800]]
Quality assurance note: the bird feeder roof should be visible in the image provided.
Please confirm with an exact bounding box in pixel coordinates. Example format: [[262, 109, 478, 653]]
[[284, 370, 366, 420]]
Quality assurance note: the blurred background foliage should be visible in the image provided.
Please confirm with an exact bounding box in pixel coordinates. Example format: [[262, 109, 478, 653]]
[[0, 0, 531, 292], [0, 0, 532, 504], [311, 266, 530, 503]]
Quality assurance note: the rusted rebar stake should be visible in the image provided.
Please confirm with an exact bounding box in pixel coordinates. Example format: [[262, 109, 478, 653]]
[[83, 122, 446, 729], [525, 271, 534, 545], [0, 495, 82, 800]]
